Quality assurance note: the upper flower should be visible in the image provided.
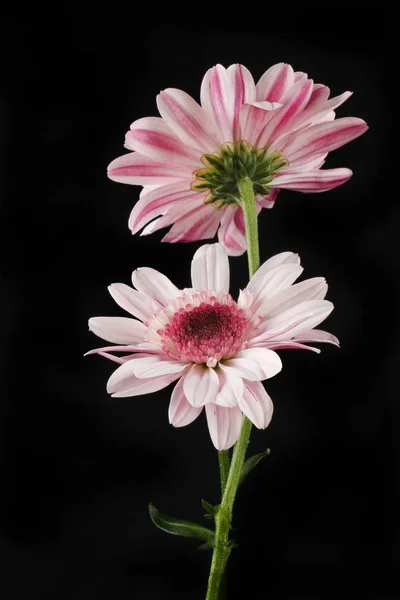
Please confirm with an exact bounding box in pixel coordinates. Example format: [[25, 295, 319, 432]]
[[87, 244, 339, 449], [108, 63, 367, 255]]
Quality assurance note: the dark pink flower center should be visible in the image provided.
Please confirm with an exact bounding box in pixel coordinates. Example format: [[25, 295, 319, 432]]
[[163, 300, 249, 367]]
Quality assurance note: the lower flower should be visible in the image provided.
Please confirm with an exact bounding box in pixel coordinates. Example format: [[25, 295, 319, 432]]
[[87, 244, 338, 449]]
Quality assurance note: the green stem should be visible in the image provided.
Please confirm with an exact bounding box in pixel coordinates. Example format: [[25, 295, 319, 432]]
[[218, 451, 230, 495], [237, 177, 260, 278], [205, 177, 260, 600]]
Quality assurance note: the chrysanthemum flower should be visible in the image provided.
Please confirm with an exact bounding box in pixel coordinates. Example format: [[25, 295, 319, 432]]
[[87, 244, 338, 449], [108, 63, 368, 255]]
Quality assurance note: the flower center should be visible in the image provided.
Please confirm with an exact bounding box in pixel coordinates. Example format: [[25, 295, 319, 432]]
[[191, 141, 287, 208], [162, 298, 249, 367]]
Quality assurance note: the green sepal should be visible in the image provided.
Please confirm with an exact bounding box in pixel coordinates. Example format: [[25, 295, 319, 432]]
[[239, 448, 271, 486], [149, 503, 215, 545]]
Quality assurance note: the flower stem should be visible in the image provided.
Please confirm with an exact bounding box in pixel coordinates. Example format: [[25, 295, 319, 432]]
[[205, 177, 260, 600], [218, 451, 230, 495]]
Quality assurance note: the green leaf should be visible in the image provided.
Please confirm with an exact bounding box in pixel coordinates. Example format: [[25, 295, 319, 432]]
[[239, 448, 271, 486], [149, 503, 215, 545], [201, 499, 220, 520]]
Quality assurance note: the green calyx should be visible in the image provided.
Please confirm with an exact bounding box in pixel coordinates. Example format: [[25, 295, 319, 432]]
[[192, 141, 287, 209]]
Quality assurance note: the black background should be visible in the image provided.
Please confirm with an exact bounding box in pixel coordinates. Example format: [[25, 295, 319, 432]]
[[1, 7, 398, 600]]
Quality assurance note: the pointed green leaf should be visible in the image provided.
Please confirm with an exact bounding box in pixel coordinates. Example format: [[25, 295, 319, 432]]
[[197, 541, 214, 551], [201, 499, 220, 520], [149, 503, 215, 545], [239, 448, 271, 486]]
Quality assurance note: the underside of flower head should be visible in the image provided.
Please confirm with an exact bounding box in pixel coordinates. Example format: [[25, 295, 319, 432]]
[[107, 62, 368, 255], [87, 244, 339, 449]]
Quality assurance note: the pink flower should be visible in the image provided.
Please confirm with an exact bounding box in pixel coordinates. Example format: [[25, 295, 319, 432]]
[[108, 63, 368, 256], [87, 244, 338, 450]]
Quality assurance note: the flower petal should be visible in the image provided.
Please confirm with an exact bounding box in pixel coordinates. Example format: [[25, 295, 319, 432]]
[[108, 283, 158, 322], [227, 63, 257, 140], [270, 168, 353, 192], [132, 355, 188, 378], [253, 299, 334, 343], [256, 63, 295, 102], [131, 267, 180, 307], [221, 348, 282, 381], [281, 117, 369, 164], [128, 183, 201, 235], [160, 202, 221, 243], [107, 152, 190, 185], [168, 377, 203, 427], [256, 77, 314, 147], [191, 243, 230, 292], [205, 404, 243, 450], [200, 64, 235, 143], [239, 381, 274, 429], [88, 317, 147, 344], [183, 364, 220, 407], [256, 277, 328, 319], [291, 329, 340, 346], [289, 90, 352, 132], [214, 369, 244, 407], [107, 357, 181, 396], [239, 101, 281, 146], [126, 117, 200, 166], [157, 88, 217, 153], [217, 205, 247, 256], [246, 262, 304, 311]]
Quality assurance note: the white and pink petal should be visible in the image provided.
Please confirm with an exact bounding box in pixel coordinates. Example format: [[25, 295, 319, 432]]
[[107, 152, 190, 186], [191, 243, 230, 293], [238, 381, 274, 429], [168, 377, 203, 427], [205, 404, 243, 450]]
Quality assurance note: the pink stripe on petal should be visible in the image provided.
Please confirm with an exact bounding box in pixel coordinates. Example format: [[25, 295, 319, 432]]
[[256, 63, 295, 102], [217, 204, 258, 256], [289, 91, 352, 132], [161, 203, 221, 243], [128, 182, 200, 235], [227, 64, 256, 140], [239, 101, 280, 146], [205, 404, 243, 450], [257, 78, 314, 147], [270, 168, 353, 192], [107, 152, 190, 185], [283, 117, 368, 164], [168, 377, 203, 427], [157, 88, 218, 153], [256, 189, 279, 208], [140, 197, 205, 236], [200, 64, 235, 144], [126, 116, 200, 166]]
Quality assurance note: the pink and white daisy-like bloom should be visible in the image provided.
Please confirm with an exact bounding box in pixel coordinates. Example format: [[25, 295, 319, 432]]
[[108, 63, 368, 256], [87, 244, 338, 450]]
